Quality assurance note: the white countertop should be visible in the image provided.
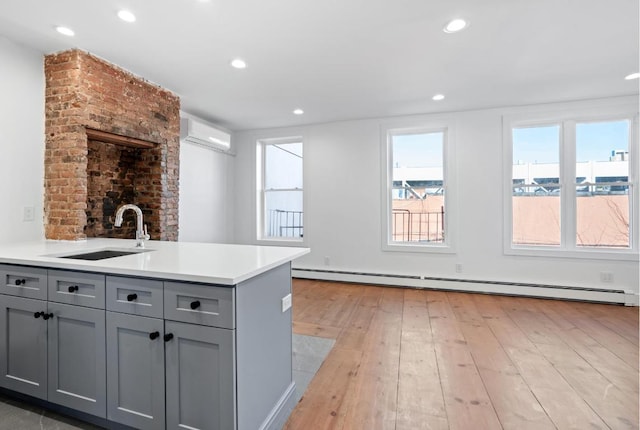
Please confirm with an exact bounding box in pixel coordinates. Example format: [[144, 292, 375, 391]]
[[0, 238, 309, 285]]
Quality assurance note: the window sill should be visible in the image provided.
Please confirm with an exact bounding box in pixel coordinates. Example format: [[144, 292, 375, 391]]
[[382, 242, 456, 254], [505, 245, 639, 261]]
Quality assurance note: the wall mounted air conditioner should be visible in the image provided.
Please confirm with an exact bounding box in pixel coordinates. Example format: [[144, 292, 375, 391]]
[[180, 117, 231, 152]]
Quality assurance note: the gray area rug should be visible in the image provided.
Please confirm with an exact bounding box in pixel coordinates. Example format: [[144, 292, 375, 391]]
[[0, 334, 335, 429], [292, 333, 335, 403]]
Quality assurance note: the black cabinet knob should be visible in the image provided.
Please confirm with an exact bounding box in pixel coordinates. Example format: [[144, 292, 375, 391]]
[[149, 331, 160, 340], [190, 300, 201, 310], [15, 279, 26, 286], [42, 313, 54, 320], [68, 285, 79, 293], [163, 333, 174, 342], [34, 311, 43, 319], [127, 293, 138, 302]]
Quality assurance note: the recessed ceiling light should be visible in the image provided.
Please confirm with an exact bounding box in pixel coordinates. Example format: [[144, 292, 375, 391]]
[[624, 72, 640, 80], [432, 94, 445, 101], [443, 19, 467, 33], [293, 109, 304, 115], [230, 58, 247, 69], [55, 26, 75, 36], [117, 10, 136, 23]]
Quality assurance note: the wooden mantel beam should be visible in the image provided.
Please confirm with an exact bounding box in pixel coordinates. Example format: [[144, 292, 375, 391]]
[[85, 128, 156, 149]]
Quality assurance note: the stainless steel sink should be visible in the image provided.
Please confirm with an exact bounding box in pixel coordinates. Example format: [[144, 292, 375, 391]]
[[54, 249, 152, 261]]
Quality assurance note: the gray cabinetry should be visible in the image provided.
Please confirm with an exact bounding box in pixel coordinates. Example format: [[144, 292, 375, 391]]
[[0, 262, 295, 430], [106, 276, 163, 318], [0, 264, 47, 299], [48, 270, 105, 309], [164, 320, 236, 430], [164, 281, 234, 329], [47, 302, 106, 418], [0, 266, 107, 419], [0, 294, 48, 399], [106, 311, 165, 430]]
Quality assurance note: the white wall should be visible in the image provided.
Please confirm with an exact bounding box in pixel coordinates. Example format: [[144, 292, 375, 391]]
[[179, 139, 235, 244], [0, 37, 45, 243], [234, 96, 639, 296]]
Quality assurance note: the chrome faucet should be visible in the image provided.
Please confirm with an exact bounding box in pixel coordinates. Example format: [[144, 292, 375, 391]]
[[114, 204, 150, 248]]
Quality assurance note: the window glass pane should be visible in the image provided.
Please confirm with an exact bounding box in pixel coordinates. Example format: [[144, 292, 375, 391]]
[[576, 189, 630, 249], [265, 142, 303, 189], [264, 190, 303, 238], [512, 185, 561, 246], [576, 121, 630, 248], [391, 132, 444, 243], [513, 125, 560, 185]]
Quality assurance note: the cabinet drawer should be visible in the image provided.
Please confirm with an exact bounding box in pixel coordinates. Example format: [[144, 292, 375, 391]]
[[48, 270, 105, 309], [164, 282, 235, 329], [106, 276, 163, 318], [0, 265, 47, 300]]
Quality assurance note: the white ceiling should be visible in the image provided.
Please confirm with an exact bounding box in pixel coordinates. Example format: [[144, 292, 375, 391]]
[[0, 0, 638, 131]]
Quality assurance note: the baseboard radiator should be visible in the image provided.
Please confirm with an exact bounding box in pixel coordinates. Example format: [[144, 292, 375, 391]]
[[292, 268, 638, 306]]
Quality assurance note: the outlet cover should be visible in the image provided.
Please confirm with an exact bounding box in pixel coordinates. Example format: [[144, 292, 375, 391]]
[[23, 206, 35, 222], [281, 293, 292, 312], [455, 263, 463, 273], [600, 272, 613, 283]]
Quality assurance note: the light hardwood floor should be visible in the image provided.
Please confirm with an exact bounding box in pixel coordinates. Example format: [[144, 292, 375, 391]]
[[285, 279, 639, 430]]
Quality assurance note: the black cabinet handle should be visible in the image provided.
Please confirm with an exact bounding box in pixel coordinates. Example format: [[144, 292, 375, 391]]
[[149, 331, 160, 340], [127, 293, 138, 302], [42, 313, 54, 320], [15, 279, 26, 286], [190, 300, 201, 310], [68, 285, 79, 293], [164, 333, 174, 342], [34, 311, 43, 319]]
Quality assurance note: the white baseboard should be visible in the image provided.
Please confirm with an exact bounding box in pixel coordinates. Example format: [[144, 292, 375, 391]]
[[292, 268, 638, 306]]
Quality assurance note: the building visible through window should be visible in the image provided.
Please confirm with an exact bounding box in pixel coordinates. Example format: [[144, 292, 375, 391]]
[[389, 130, 446, 244], [510, 119, 632, 249]]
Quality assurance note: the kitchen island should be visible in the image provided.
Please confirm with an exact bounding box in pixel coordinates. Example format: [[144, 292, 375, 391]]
[[0, 238, 309, 430]]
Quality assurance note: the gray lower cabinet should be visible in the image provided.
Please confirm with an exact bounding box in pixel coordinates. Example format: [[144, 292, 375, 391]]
[[165, 320, 236, 430], [106, 311, 165, 430], [0, 295, 48, 400], [0, 295, 107, 418], [46, 302, 106, 418]]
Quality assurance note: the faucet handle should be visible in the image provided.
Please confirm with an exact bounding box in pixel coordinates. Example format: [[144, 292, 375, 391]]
[[143, 224, 150, 241]]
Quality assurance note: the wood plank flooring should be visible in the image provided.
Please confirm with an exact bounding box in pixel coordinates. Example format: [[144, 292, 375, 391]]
[[285, 279, 639, 430]]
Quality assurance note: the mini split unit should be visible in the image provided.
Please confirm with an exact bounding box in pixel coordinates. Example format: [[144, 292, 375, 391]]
[[180, 117, 231, 152]]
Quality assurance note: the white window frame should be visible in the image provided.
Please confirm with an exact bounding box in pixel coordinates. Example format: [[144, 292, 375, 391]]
[[381, 118, 457, 253], [256, 135, 306, 246], [503, 103, 639, 261]]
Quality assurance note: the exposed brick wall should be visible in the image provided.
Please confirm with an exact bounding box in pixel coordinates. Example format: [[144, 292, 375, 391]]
[[44, 49, 180, 241]]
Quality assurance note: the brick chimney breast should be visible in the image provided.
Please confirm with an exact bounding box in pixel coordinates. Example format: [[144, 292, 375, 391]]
[[44, 49, 180, 241]]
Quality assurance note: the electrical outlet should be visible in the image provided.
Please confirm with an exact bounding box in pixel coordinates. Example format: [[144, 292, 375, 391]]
[[600, 272, 613, 283], [281, 293, 292, 312], [23, 206, 35, 222], [455, 263, 463, 273], [324, 256, 330, 266]]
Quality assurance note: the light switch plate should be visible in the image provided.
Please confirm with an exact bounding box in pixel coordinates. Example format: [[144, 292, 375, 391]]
[[281, 293, 292, 312]]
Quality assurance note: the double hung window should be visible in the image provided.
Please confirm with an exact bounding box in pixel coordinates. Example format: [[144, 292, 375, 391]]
[[257, 137, 303, 242]]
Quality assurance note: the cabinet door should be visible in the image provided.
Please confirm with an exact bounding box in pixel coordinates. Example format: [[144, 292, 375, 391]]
[[106, 311, 165, 430], [0, 295, 47, 399], [47, 302, 106, 418], [165, 321, 236, 430]]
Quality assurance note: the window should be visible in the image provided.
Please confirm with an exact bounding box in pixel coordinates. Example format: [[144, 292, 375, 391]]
[[257, 137, 303, 241], [506, 109, 638, 258], [382, 122, 455, 252]]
